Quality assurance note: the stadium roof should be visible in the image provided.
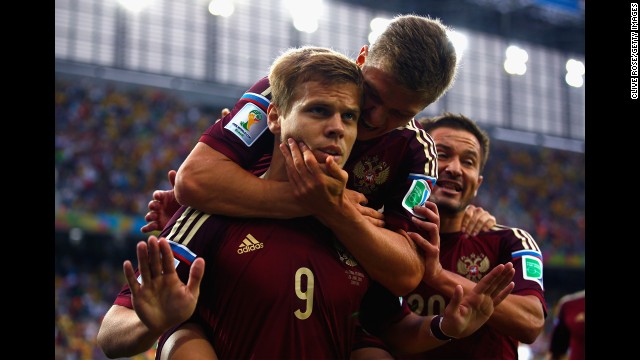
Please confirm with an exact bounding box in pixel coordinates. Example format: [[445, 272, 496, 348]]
[[336, 0, 585, 55]]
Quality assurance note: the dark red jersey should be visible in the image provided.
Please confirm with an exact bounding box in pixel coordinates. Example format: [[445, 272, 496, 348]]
[[548, 290, 585, 360], [356, 224, 548, 359], [151, 205, 370, 359], [199, 76, 438, 232]]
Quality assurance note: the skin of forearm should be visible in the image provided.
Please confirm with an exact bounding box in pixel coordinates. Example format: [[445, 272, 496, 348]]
[[382, 314, 447, 355], [316, 200, 424, 296], [174, 143, 307, 218], [428, 270, 544, 343], [97, 306, 163, 359]]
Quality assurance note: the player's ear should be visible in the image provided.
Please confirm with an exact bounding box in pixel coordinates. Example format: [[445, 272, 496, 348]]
[[267, 103, 281, 135], [355, 45, 368, 67], [474, 175, 483, 197]]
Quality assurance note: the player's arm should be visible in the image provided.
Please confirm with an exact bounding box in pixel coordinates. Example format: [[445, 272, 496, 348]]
[[175, 142, 309, 219], [410, 205, 546, 344], [97, 236, 205, 358], [320, 197, 422, 295], [97, 305, 162, 358], [159, 322, 218, 360], [384, 263, 514, 354], [281, 140, 423, 296]]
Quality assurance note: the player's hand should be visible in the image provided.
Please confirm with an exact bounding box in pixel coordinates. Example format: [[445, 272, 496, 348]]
[[141, 170, 181, 233], [405, 202, 442, 283], [123, 236, 205, 337], [279, 138, 348, 214], [439, 262, 515, 339], [344, 189, 385, 227], [460, 205, 496, 236]]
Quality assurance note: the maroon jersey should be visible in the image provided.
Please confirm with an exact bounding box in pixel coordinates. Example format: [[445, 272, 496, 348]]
[[150, 205, 371, 359], [356, 224, 547, 359], [548, 290, 585, 360], [199, 76, 438, 232]]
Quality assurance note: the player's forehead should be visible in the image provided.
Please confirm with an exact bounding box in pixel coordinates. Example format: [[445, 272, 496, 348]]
[[362, 65, 426, 115], [431, 127, 481, 153]]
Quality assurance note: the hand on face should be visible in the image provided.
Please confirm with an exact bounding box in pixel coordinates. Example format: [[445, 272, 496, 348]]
[[279, 138, 349, 217]]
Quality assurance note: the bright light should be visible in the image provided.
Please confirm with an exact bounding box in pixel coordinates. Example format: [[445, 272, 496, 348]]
[[117, 0, 154, 13], [566, 59, 585, 74], [368, 17, 391, 44], [565, 73, 584, 87], [506, 45, 529, 63], [565, 59, 585, 87], [504, 45, 528, 75], [285, 0, 323, 33], [208, 0, 234, 17], [293, 17, 319, 33], [447, 30, 469, 59]]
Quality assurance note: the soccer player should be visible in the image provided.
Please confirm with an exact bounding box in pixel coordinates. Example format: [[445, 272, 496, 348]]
[[546, 289, 585, 360], [141, 14, 460, 298], [352, 113, 547, 359], [98, 46, 516, 359]]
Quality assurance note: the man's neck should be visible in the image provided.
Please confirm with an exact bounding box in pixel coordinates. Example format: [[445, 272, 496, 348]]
[[261, 151, 287, 181], [438, 212, 463, 233]]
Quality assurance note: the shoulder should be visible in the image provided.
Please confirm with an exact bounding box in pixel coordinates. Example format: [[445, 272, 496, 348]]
[[489, 224, 536, 239], [394, 118, 435, 145], [246, 76, 272, 99], [558, 290, 585, 307], [486, 224, 542, 252]]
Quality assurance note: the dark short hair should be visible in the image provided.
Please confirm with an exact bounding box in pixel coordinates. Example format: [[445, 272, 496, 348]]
[[419, 112, 490, 172]]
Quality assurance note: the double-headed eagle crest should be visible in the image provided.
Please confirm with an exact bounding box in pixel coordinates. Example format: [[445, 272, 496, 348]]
[[352, 156, 390, 195], [456, 253, 490, 282]]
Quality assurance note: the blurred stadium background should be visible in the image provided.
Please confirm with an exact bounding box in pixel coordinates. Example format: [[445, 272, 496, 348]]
[[55, 0, 585, 359]]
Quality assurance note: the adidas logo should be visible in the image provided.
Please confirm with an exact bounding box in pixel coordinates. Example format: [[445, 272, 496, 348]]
[[237, 234, 264, 254]]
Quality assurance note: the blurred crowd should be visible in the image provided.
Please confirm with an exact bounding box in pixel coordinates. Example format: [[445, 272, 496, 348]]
[[55, 257, 156, 360], [476, 141, 585, 267], [55, 78, 215, 217], [54, 78, 584, 359]]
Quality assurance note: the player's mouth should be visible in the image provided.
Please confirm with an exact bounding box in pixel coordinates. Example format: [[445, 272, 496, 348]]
[[314, 146, 343, 163], [436, 180, 462, 193]]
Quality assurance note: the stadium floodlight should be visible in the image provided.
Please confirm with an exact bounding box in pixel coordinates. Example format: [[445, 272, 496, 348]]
[[565, 59, 585, 88], [208, 0, 235, 17], [285, 0, 323, 33], [447, 29, 468, 60], [504, 45, 528, 75], [368, 17, 391, 44]]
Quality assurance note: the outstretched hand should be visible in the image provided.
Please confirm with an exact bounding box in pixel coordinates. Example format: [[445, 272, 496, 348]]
[[439, 262, 515, 339], [141, 170, 181, 233], [123, 236, 205, 337]]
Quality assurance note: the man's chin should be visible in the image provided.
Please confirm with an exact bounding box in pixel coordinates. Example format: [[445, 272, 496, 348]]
[[432, 199, 463, 214]]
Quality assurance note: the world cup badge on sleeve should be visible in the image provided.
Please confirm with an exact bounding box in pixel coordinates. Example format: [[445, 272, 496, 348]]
[[224, 102, 269, 147]]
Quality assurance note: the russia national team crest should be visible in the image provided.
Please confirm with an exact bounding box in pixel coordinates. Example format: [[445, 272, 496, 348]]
[[334, 239, 358, 267], [224, 102, 268, 146], [456, 253, 490, 282], [352, 156, 390, 195]]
